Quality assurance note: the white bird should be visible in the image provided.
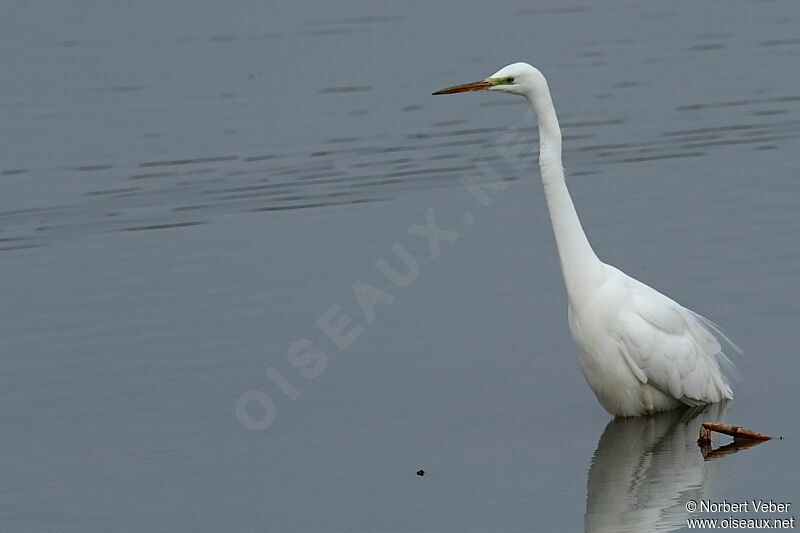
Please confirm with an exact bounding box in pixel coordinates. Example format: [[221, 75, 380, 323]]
[[433, 63, 738, 416]]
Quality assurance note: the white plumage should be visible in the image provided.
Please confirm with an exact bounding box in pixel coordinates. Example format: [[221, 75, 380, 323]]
[[568, 265, 736, 416], [434, 62, 738, 416]]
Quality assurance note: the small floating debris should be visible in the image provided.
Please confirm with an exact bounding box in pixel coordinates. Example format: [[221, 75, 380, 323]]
[[700, 423, 772, 442], [416, 470, 425, 477], [697, 423, 772, 460]]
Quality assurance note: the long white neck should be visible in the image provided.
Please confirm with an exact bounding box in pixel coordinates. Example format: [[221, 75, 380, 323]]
[[525, 79, 605, 303]]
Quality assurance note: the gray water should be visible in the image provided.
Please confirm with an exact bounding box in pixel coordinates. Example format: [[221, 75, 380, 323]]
[[2, 1, 799, 531]]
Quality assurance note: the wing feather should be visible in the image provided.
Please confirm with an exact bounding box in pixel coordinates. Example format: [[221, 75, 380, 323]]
[[615, 279, 735, 405]]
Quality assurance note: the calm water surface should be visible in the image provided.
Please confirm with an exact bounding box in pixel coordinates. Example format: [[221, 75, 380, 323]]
[[2, 1, 799, 531]]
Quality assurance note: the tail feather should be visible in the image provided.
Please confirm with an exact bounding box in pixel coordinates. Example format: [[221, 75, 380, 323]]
[[688, 310, 742, 384]]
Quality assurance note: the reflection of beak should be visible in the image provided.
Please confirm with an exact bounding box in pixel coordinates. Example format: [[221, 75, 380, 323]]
[[432, 79, 493, 95]]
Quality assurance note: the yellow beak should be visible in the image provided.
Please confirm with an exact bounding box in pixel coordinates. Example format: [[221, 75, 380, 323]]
[[432, 79, 493, 95]]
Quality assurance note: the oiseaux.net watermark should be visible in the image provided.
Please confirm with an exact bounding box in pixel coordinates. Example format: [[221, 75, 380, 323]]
[[234, 109, 537, 431], [686, 499, 795, 529]]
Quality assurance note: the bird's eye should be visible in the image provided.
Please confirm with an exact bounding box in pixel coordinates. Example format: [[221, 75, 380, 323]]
[[505, 77, 515, 83]]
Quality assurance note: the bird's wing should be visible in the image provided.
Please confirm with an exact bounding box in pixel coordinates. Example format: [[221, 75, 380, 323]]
[[616, 280, 734, 405]]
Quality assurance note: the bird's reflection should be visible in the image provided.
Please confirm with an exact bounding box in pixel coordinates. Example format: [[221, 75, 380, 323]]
[[585, 402, 729, 533]]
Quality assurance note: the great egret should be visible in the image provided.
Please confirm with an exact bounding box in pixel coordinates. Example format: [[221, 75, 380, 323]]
[[433, 63, 738, 416]]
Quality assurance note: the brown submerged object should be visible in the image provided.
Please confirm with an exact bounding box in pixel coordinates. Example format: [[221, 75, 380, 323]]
[[701, 422, 772, 441], [697, 423, 772, 460]]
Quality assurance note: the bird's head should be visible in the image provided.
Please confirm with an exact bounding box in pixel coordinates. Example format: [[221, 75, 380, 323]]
[[432, 62, 545, 98]]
